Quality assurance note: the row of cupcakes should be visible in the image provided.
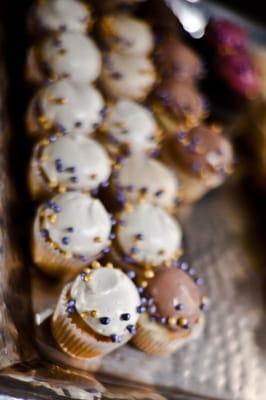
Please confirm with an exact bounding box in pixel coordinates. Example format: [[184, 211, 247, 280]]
[[25, 0, 207, 358]]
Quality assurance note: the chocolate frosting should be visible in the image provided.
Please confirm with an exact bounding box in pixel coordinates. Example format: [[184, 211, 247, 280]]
[[145, 268, 201, 332], [155, 36, 203, 81], [155, 80, 205, 121], [170, 124, 234, 177]]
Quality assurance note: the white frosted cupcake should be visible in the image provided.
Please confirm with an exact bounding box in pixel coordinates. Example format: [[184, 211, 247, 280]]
[[52, 262, 141, 358], [99, 13, 154, 56], [108, 202, 183, 277], [26, 80, 105, 137], [26, 32, 101, 85], [100, 52, 156, 101], [29, 135, 111, 200], [101, 100, 161, 157], [32, 192, 112, 278], [29, 0, 93, 36], [110, 154, 180, 212]]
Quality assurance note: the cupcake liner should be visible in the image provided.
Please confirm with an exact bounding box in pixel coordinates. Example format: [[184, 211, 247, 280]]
[[51, 284, 130, 359], [25, 46, 43, 85], [32, 215, 89, 279], [26, 94, 45, 138], [132, 313, 205, 356], [28, 150, 54, 200]]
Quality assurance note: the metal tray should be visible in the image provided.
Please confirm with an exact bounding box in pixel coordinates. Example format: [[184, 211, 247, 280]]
[[0, 1, 265, 399]]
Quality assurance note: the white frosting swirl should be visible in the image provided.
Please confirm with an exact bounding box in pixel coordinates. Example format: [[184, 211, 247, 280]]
[[100, 13, 154, 56], [105, 100, 159, 154], [101, 52, 155, 100], [34, 80, 104, 135], [70, 267, 140, 336], [42, 192, 111, 259], [35, 0, 92, 34], [117, 155, 178, 209], [117, 203, 182, 265], [38, 135, 111, 191], [41, 32, 101, 83]]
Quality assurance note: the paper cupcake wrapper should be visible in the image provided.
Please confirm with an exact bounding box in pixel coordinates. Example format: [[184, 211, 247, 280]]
[[52, 283, 130, 359], [32, 215, 89, 279], [132, 313, 205, 356], [25, 46, 43, 85], [28, 150, 55, 200]]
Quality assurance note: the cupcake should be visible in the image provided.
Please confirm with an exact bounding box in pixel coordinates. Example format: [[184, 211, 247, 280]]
[[152, 80, 207, 134], [132, 265, 207, 355], [26, 80, 105, 138], [163, 124, 234, 203], [109, 154, 180, 212], [28, 135, 111, 200], [98, 13, 154, 56], [26, 31, 101, 85], [155, 36, 204, 82], [100, 51, 156, 101], [215, 51, 259, 98], [101, 99, 161, 157], [107, 202, 183, 275], [32, 192, 112, 278], [52, 262, 141, 358], [28, 0, 93, 36]]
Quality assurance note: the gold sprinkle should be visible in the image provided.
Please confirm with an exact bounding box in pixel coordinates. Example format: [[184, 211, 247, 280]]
[[178, 317, 188, 327], [40, 138, 50, 146], [124, 203, 133, 213], [91, 261, 101, 269], [140, 280, 148, 288], [106, 262, 113, 268], [85, 273, 93, 281], [64, 251, 72, 259], [144, 270, 154, 279], [48, 181, 58, 188], [168, 317, 176, 326], [158, 249, 165, 256], [201, 296, 208, 305], [58, 48, 68, 55], [175, 248, 183, 258], [48, 214, 57, 224], [90, 173, 97, 180], [38, 115, 48, 124], [58, 185, 66, 193], [90, 310, 99, 318], [40, 154, 48, 162], [93, 236, 102, 243], [54, 97, 68, 105]]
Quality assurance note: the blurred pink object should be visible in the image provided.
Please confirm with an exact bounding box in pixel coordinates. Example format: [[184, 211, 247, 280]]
[[206, 19, 247, 52], [215, 51, 259, 97]]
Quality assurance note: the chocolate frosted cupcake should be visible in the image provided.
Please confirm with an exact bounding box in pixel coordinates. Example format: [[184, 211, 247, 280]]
[[26, 80, 105, 138], [163, 124, 234, 203], [155, 36, 204, 82], [101, 100, 161, 157], [100, 51, 156, 101], [29, 135, 111, 200], [28, 0, 93, 36], [26, 31, 101, 85], [153, 80, 207, 134], [133, 266, 207, 355], [52, 262, 141, 358], [98, 13, 154, 56], [108, 202, 183, 275], [109, 154, 180, 212], [32, 192, 112, 278]]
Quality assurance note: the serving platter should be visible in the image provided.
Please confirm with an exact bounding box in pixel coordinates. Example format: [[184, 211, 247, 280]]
[[0, 1, 265, 399]]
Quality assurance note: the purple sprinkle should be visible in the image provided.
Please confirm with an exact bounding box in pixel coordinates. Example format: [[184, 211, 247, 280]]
[[80, 271, 87, 280], [155, 189, 164, 197], [66, 166, 76, 173], [67, 227, 74, 233], [150, 315, 157, 322], [49, 134, 57, 143], [122, 255, 134, 264], [176, 131, 186, 140], [91, 188, 99, 197], [110, 334, 122, 343], [150, 149, 161, 157], [102, 247, 110, 254], [130, 246, 140, 254], [194, 277, 204, 286], [137, 287, 144, 294], [112, 170, 120, 178], [62, 236, 70, 245], [100, 317, 111, 325], [147, 298, 154, 306], [59, 24, 67, 32], [175, 303, 184, 311], [141, 297, 147, 305], [112, 72, 123, 80], [55, 158, 64, 172], [126, 324, 136, 335], [40, 228, 49, 238], [109, 232, 116, 240], [200, 302, 209, 311], [80, 255, 88, 263], [56, 123, 68, 135], [135, 233, 144, 241], [53, 38, 63, 47], [126, 270, 136, 279], [75, 121, 82, 128], [119, 219, 126, 226], [100, 180, 109, 188], [70, 176, 78, 183], [148, 305, 157, 315], [180, 262, 189, 271], [159, 317, 167, 325], [126, 184, 135, 192], [108, 133, 120, 145], [183, 321, 192, 330], [188, 268, 196, 276], [67, 299, 76, 307], [109, 214, 116, 226], [192, 161, 202, 173], [66, 305, 76, 313], [136, 305, 145, 314], [120, 313, 131, 321], [100, 106, 108, 118]]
